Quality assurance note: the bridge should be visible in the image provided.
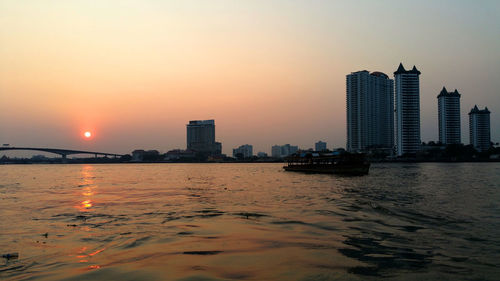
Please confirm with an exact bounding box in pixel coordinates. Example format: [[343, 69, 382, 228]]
[[0, 147, 124, 159]]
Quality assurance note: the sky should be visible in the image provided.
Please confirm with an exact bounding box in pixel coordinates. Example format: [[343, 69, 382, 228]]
[[1, 0, 499, 156]]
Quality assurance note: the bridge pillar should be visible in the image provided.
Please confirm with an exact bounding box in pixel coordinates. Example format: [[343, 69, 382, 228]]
[[95, 154, 98, 158]]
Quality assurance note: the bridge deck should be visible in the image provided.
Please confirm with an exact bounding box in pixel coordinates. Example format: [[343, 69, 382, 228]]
[[0, 147, 124, 157]]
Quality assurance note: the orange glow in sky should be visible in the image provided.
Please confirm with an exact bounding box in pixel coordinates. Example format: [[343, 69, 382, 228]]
[[0, 1, 498, 154]]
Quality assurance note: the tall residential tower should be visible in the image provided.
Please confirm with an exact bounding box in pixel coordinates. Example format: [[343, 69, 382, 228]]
[[394, 63, 421, 156], [346, 70, 394, 152], [437, 87, 461, 144], [469, 106, 491, 152]]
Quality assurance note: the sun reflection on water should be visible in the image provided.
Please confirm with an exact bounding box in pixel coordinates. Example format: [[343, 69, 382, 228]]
[[72, 166, 105, 270], [76, 165, 97, 212], [81, 200, 92, 208]]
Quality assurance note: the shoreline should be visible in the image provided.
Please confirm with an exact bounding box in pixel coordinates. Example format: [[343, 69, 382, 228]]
[[2, 159, 500, 165]]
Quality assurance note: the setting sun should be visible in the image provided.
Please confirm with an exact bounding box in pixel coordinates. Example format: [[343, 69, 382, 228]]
[[84, 131, 92, 138]]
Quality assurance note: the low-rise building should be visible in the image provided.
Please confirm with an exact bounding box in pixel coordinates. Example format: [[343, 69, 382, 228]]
[[315, 141, 327, 151], [257, 152, 268, 158], [232, 144, 253, 159], [164, 149, 196, 161], [132, 150, 160, 162]]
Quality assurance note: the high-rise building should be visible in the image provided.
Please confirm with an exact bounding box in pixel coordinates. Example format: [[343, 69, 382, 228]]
[[394, 63, 421, 156], [315, 141, 327, 151], [346, 70, 394, 152], [186, 120, 220, 155], [271, 145, 282, 158], [271, 144, 298, 158], [469, 105, 491, 152], [437, 87, 461, 144], [233, 144, 253, 158], [281, 144, 298, 157]]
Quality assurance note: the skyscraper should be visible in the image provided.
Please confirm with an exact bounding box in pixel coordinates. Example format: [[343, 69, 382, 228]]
[[394, 63, 421, 156], [346, 70, 394, 152], [437, 87, 461, 144], [469, 105, 491, 152], [186, 120, 219, 155]]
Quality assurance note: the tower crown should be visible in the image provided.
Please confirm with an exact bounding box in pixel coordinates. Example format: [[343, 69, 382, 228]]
[[437, 87, 460, 98], [394, 63, 420, 75], [394, 63, 406, 75]]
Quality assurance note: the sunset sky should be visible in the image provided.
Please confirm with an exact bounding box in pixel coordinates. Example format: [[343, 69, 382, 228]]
[[1, 0, 499, 155]]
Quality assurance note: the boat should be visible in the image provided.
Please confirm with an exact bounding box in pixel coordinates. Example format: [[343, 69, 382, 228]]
[[283, 151, 370, 175]]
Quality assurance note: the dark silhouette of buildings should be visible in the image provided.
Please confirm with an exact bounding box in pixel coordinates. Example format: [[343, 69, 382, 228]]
[[186, 120, 222, 157], [315, 141, 327, 151], [131, 149, 161, 161], [233, 144, 253, 159], [165, 149, 196, 161], [394, 63, 421, 156], [438, 87, 461, 144], [346, 70, 394, 152], [469, 105, 491, 152], [271, 144, 298, 158]]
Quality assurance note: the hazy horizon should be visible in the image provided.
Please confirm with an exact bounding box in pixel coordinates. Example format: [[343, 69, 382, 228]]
[[1, 0, 499, 156]]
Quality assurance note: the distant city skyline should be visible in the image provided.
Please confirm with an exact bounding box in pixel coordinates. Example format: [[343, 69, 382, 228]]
[[1, 1, 499, 156]]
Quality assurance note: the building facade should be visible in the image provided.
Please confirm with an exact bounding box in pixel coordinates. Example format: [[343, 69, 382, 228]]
[[271, 144, 298, 158], [469, 105, 491, 152], [394, 63, 421, 156], [271, 145, 281, 158], [257, 152, 268, 158], [233, 144, 253, 158], [281, 144, 298, 157], [164, 149, 196, 161], [215, 142, 222, 156], [346, 70, 394, 152], [315, 141, 327, 151], [437, 87, 461, 144], [186, 120, 219, 155]]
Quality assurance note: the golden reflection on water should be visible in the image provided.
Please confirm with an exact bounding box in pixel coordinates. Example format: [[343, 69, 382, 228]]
[[72, 165, 105, 271], [76, 165, 96, 212], [3, 163, 498, 280]]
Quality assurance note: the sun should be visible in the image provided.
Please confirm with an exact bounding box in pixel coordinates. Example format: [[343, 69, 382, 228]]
[[84, 131, 92, 138]]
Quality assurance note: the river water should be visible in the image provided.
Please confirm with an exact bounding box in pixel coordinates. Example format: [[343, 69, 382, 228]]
[[1, 163, 499, 280]]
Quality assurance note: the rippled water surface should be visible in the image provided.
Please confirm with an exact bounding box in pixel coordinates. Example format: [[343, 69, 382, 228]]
[[1, 163, 500, 280]]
